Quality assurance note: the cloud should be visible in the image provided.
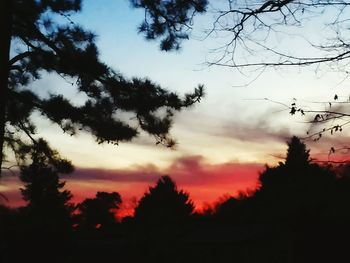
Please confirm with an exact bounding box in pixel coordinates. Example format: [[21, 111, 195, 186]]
[[1, 156, 264, 211], [165, 155, 262, 186], [0, 173, 24, 207], [217, 118, 293, 143], [63, 165, 162, 182]]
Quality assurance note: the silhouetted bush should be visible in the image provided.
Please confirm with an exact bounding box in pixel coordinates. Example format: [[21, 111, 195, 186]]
[[76, 191, 121, 231]]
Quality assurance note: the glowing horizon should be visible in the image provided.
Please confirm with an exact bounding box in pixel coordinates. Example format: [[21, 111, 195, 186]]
[[3, 0, 350, 217]]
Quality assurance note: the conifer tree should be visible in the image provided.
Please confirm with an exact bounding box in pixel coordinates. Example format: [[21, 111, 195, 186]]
[[134, 176, 194, 225], [20, 140, 74, 230]]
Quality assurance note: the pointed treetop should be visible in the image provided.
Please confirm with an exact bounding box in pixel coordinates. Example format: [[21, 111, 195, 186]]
[[285, 136, 310, 167]]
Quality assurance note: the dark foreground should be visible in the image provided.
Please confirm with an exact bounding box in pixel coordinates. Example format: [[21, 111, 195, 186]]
[[2, 221, 350, 263]]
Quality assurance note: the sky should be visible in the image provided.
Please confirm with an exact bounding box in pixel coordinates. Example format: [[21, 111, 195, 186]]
[[2, 0, 350, 214]]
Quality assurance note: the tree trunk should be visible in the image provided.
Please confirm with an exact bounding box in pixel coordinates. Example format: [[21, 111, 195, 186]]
[[0, 0, 13, 175]]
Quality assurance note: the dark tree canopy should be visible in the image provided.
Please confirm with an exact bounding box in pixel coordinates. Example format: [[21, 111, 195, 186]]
[[134, 175, 194, 225], [213, 196, 241, 223], [20, 144, 74, 230], [259, 136, 326, 186], [76, 191, 121, 230], [285, 136, 311, 168], [256, 136, 340, 223], [130, 0, 208, 51], [0, 0, 204, 174]]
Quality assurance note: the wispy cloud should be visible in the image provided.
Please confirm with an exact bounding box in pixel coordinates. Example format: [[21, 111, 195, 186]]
[[218, 118, 292, 143]]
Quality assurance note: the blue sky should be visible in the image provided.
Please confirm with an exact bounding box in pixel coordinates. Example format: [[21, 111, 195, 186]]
[[48, 0, 347, 167]]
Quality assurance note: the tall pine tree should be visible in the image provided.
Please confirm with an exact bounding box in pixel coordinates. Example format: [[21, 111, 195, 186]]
[[20, 140, 74, 232]]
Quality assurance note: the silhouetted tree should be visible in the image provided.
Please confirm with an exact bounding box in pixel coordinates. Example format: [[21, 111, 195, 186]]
[[255, 136, 338, 224], [19, 142, 74, 232], [130, 176, 194, 262], [213, 196, 240, 223], [11, 143, 74, 263], [130, 0, 208, 51], [134, 176, 194, 225], [0, 0, 204, 175], [211, 189, 256, 224], [76, 191, 121, 230], [285, 136, 310, 167]]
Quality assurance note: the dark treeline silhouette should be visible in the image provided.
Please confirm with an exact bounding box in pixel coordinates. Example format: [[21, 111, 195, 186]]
[[2, 136, 350, 262]]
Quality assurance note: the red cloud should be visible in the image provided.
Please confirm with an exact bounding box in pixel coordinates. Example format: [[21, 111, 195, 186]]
[[163, 156, 263, 209], [1, 156, 263, 215]]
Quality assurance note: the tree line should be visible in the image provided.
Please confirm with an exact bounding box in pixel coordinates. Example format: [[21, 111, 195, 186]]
[[2, 136, 350, 262]]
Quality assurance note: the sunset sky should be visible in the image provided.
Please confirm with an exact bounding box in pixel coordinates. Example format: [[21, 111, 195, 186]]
[[2, 0, 350, 214]]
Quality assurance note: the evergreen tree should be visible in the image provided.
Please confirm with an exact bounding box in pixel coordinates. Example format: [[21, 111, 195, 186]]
[[20, 140, 74, 231], [134, 176, 194, 225], [0, 0, 204, 174], [257, 136, 336, 223], [285, 136, 310, 168]]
